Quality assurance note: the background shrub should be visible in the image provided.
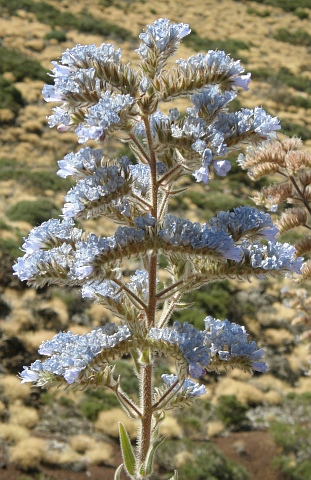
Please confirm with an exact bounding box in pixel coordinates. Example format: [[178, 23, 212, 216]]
[[0, 76, 24, 118], [215, 395, 250, 430], [44, 30, 67, 42], [273, 28, 311, 47], [184, 29, 249, 57], [7, 200, 60, 226], [0, 47, 52, 83]]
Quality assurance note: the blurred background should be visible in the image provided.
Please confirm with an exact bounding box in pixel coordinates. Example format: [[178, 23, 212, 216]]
[[0, 1, 310, 479]]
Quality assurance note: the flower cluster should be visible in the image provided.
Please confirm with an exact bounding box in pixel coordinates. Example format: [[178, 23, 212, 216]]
[[20, 324, 131, 385], [14, 19, 303, 478], [150, 319, 267, 378], [159, 214, 242, 261], [204, 317, 267, 373], [245, 241, 303, 274], [150, 321, 211, 378]]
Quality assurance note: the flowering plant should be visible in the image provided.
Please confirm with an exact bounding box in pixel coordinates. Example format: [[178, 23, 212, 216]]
[[14, 19, 303, 479]]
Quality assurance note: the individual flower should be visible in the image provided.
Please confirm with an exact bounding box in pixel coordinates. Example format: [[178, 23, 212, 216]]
[[136, 18, 190, 58]]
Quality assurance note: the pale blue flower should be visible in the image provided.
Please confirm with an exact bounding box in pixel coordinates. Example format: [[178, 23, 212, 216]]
[[213, 159, 231, 177], [159, 215, 242, 261], [75, 92, 134, 143], [193, 166, 210, 184], [20, 324, 131, 385], [81, 279, 121, 301], [21, 219, 81, 255], [136, 18, 190, 58], [161, 374, 206, 397], [208, 207, 278, 242], [57, 147, 103, 178], [233, 73, 251, 91], [245, 241, 303, 274]]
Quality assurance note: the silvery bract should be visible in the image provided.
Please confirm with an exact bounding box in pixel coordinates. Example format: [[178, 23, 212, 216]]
[[14, 18, 302, 479]]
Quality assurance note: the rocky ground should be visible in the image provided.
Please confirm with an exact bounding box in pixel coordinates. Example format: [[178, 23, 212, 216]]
[[1, 0, 311, 479]]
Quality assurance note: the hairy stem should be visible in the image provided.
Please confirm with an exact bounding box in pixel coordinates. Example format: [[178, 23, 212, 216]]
[[137, 116, 159, 470], [139, 362, 153, 464]]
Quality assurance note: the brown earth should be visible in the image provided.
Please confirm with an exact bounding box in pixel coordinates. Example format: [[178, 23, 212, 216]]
[[0, 431, 286, 480]]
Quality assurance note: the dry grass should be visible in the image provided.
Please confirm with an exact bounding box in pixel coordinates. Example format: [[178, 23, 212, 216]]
[[44, 448, 83, 467], [0, 375, 31, 401], [214, 378, 264, 405], [95, 408, 137, 439], [69, 434, 97, 453], [294, 375, 311, 394], [252, 374, 291, 394], [287, 343, 310, 373], [173, 450, 194, 468], [8, 308, 37, 332], [22, 329, 57, 351], [207, 421, 225, 438], [0, 423, 30, 443], [9, 437, 47, 471], [263, 328, 295, 347], [86, 441, 114, 466], [9, 404, 39, 429], [160, 415, 183, 439], [263, 390, 283, 405]]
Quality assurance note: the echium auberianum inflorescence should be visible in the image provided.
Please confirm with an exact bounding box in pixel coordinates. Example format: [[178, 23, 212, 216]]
[[14, 18, 303, 480]]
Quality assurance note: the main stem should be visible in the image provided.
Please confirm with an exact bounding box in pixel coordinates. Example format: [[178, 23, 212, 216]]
[[138, 115, 159, 468]]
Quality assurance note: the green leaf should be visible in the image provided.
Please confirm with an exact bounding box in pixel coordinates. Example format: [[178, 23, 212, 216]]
[[139, 436, 166, 476], [119, 422, 136, 476], [114, 463, 124, 480], [139, 348, 150, 365]]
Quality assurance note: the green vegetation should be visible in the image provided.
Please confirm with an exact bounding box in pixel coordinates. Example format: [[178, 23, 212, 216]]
[[0, 219, 13, 231], [158, 439, 249, 480], [273, 28, 311, 47], [235, 0, 311, 12], [7, 200, 60, 225], [269, 392, 311, 480], [175, 399, 213, 438], [113, 359, 139, 394], [246, 7, 271, 17], [280, 118, 311, 141], [0, 158, 72, 192], [179, 449, 249, 480], [79, 388, 120, 421], [174, 281, 232, 327], [79, 360, 140, 421], [215, 395, 250, 430], [183, 29, 249, 57], [251, 67, 311, 94], [0, 75, 24, 118], [287, 95, 311, 109], [0, 0, 133, 42], [0, 46, 52, 83], [44, 30, 67, 43], [0, 237, 22, 258], [294, 9, 309, 19]]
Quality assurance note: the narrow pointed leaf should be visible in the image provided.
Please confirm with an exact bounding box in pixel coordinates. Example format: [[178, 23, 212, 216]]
[[139, 436, 166, 476], [114, 463, 124, 480], [119, 422, 136, 476]]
